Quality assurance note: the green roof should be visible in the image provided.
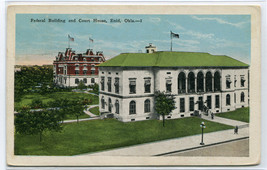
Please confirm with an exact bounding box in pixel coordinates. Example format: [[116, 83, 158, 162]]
[[99, 51, 249, 67]]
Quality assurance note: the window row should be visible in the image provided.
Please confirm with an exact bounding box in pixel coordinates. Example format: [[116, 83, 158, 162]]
[[75, 78, 95, 84], [101, 77, 120, 94], [226, 75, 246, 89]]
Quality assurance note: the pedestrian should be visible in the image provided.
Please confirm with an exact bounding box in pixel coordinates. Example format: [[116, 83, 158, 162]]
[[211, 112, 214, 119], [234, 126, 238, 134]]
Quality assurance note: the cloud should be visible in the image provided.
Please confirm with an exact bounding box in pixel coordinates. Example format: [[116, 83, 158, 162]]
[[191, 16, 248, 28], [149, 17, 161, 23], [184, 30, 214, 39]]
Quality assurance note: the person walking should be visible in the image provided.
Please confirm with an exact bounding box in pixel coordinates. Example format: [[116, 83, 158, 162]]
[[211, 112, 214, 120], [234, 126, 238, 134]]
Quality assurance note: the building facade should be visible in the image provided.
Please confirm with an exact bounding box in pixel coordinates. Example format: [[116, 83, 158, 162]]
[[98, 44, 249, 122], [53, 48, 105, 87]]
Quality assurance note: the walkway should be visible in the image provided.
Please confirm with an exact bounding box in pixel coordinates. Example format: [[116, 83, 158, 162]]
[[84, 104, 99, 118], [84, 127, 248, 156], [201, 114, 248, 127]]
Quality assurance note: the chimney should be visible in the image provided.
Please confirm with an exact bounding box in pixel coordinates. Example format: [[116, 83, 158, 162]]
[[145, 43, 156, 53]]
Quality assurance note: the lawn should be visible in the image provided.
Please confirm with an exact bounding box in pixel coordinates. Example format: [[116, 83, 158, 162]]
[[89, 106, 100, 115], [216, 107, 249, 123], [14, 92, 99, 111], [15, 117, 233, 156], [64, 113, 90, 120]]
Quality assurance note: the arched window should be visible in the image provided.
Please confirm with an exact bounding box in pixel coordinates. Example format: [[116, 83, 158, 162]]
[[188, 72, 195, 93], [226, 94, 231, 105], [206, 72, 212, 92], [101, 97, 105, 109], [129, 101, 136, 114], [214, 71, 221, 91], [115, 100, 119, 114], [108, 98, 112, 112], [197, 72, 204, 92], [241, 92, 245, 102], [144, 99, 151, 113], [178, 72, 186, 93], [91, 78, 95, 83], [75, 78, 79, 84]]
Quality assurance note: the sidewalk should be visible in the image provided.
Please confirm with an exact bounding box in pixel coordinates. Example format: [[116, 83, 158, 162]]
[[83, 127, 249, 156], [62, 117, 99, 124], [84, 104, 99, 118], [201, 114, 248, 127]]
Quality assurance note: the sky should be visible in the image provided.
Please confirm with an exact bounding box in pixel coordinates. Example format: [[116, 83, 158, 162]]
[[16, 14, 251, 65]]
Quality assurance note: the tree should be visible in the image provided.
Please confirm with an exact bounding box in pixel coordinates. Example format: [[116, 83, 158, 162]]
[[77, 81, 86, 90], [30, 98, 43, 109], [15, 109, 62, 142], [154, 91, 176, 127]]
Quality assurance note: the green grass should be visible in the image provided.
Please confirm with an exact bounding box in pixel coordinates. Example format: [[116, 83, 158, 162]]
[[89, 106, 100, 115], [216, 107, 249, 123], [15, 117, 233, 156], [15, 92, 99, 111]]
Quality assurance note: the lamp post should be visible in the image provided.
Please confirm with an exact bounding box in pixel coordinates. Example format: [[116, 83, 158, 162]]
[[200, 122, 206, 145]]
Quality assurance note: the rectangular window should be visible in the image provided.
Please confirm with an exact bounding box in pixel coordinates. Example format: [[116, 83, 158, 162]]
[[180, 98, 185, 113], [241, 76, 245, 87], [166, 80, 172, 93], [189, 97, 194, 112], [144, 79, 151, 93], [129, 80, 136, 94], [198, 97, 203, 111], [207, 96, 212, 109], [167, 72, 171, 74], [226, 76, 231, 89], [75, 70, 79, 75], [101, 77, 105, 91], [107, 77, 112, 92], [91, 70, 95, 75], [75, 78, 79, 84], [115, 78, 119, 94], [83, 78, 87, 84], [83, 70, 87, 75], [215, 95, 220, 108]]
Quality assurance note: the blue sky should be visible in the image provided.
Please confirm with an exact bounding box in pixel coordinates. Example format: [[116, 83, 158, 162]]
[[16, 14, 251, 65]]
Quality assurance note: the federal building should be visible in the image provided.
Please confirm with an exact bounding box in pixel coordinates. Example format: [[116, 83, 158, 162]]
[[98, 44, 249, 122], [53, 48, 106, 87]]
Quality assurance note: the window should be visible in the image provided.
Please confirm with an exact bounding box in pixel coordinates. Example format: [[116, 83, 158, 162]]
[[207, 96, 212, 109], [144, 79, 151, 93], [115, 100, 119, 114], [83, 78, 87, 84], [64, 78, 66, 84], [129, 101, 136, 114], [215, 95, 220, 108], [234, 93, 236, 103], [107, 77, 112, 92], [108, 98, 112, 112], [166, 80, 172, 93], [129, 79, 136, 94], [226, 94, 231, 105], [75, 78, 79, 84], [91, 78, 95, 83], [114, 78, 119, 94], [83, 58, 86, 61], [241, 92, 245, 102], [101, 77, 105, 91], [83, 70, 87, 75], [167, 72, 171, 74], [91, 70, 95, 75], [180, 98, 185, 113], [64, 66, 67, 75], [101, 97, 105, 109], [75, 70, 79, 75], [226, 76, 231, 89], [198, 97, 203, 111], [144, 99, 151, 113], [241, 76, 245, 87], [234, 75, 237, 87], [189, 97, 194, 112]]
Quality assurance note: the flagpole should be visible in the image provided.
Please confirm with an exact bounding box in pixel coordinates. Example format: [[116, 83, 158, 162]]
[[170, 32, 173, 52]]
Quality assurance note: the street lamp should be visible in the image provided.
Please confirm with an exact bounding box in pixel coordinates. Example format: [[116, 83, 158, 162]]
[[200, 121, 206, 145]]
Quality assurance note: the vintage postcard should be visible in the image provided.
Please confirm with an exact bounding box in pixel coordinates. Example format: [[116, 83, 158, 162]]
[[6, 5, 261, 166]]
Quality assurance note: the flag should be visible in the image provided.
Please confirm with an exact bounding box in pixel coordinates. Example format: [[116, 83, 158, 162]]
[[68, 34, 74, 42], [89, 38, 94, 43], [171, 31, 179, 39]]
